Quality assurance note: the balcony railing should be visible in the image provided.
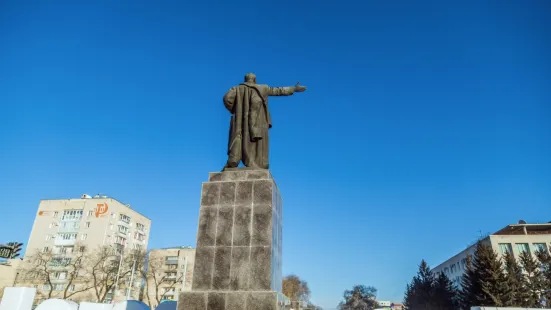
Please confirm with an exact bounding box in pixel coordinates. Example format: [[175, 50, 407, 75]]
[[54, 238, 76, 246]]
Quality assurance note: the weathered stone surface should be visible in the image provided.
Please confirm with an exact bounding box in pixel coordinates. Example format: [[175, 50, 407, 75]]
[[232, 206, 251, 246], [253, 180, 272, 205], [229, 247, 250, 290], [252, 204, 272, 246], [191, 247, 214, 290], [235, 181, 253, 205], [197, 207, 217, 246], [249, 246, 272, 290], [201, 183, 220, 207], [226, 292, 247, 310], [215, 206, 234, 246], [207, 292, 226, 310], [212, 247, 232, 290], [219, 182, 236, 206], [246, 292, 277, 310], [179, 292, 207, 310]]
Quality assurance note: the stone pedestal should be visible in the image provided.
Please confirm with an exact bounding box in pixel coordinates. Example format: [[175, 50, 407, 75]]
[[178, 169, 284, 310]]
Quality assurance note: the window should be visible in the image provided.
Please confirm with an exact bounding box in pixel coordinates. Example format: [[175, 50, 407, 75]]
[[119, 214, 131, 223], [111, 213, 116, 219], [451, 264, 456, 273], [118, 225, 129, 235], [115, 236, 126, 245], [79, 246, 86, 253], [61, 209, 83, 221], [87, 210, 94, 216], [136, 223, 145, 231], [53, 211, 58, 217], [135, 232, 145, 241], [49, 222, 57, 228], [85, 222, 90, 228], [42, 247, 49, 253], [49, 257, 71, 267], [516, 243, 530, 254], [45, 235, 52, 241], [42, 284, 51, 291], [166, 256, 179, 265], [499, 243, 513, 254], [81, 234, 87, 241], [57, 233, 77, 241], [533, 243, 548, 254], [54, 284, 64, 291], [69, 285, 75, 292]]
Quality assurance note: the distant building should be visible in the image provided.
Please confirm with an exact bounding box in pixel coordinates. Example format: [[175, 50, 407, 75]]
[[20, 194, 151, 303], [375, 301, 403, 310], [0, 258, 23, 293], [432, 221, 551, 288], [144, 246, 195, 308]]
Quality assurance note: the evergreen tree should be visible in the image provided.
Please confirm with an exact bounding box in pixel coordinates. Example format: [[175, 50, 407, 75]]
[[535, 245, 551, 307], [404, 259, 458, 310], [519, 250, 545, 308], [433, 272, 457, 310], [502, 249, 528, 307], [459, 254, 478, 310], [459, 242, 509, 309]]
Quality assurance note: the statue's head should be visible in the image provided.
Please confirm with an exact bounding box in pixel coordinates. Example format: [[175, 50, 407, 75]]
[[244, 72, 256, 84]]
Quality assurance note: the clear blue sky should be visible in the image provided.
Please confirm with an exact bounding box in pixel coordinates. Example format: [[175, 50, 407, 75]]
[[1, 1, 550, 308]]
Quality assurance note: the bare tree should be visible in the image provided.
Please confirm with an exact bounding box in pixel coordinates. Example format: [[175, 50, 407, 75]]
[[18, 245, 94, 300], [142, 252, 184, 307]]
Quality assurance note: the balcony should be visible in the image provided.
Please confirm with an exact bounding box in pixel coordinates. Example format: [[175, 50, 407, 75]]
[[58, 226, 80, 233], [54, 238, 76, 246]]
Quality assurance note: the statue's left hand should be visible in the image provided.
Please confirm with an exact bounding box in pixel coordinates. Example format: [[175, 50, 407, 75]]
[[295, 82, 307, 92]]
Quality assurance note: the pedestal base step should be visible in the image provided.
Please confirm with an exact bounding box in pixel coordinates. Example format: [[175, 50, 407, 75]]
[[178, 291, 284, 310]]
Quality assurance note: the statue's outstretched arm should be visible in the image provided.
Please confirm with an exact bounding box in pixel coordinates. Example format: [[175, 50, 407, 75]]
[[267, 82, 307, 96]]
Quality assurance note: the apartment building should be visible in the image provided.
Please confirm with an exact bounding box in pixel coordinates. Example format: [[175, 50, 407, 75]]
[[21, 194, 151, 303], [144, 246, 195, 308], [432, 221, 551, 288]]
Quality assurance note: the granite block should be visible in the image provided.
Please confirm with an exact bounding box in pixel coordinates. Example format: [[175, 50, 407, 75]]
[[246, 292, 277, 310], [249, 246, 272, 290], [220, 182, 236, 206], [201, 183, 220, 207], [232, 206, 251, 246], [197, 206, 217, 246], [212, 246, 232, 290], [229, 247, 250, 290], [226, 292, 247, 310], [178, 292, 207, 310], [191, 247, 214, 290], [207, 292, 226, 310], [247, 170, 270, 180], [253, 180, 272, 205], [252, 204, 272, 246], [235, 181, 253, 205], [215, 206, 234, 246]]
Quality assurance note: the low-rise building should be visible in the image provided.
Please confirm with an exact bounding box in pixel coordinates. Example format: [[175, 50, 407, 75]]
[[144, 246, 195, 309], [432, 221, 551, 288], [0, 259, 23, 295]]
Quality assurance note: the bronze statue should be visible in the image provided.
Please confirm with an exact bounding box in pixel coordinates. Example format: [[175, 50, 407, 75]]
[[222, 73, 307, 170]]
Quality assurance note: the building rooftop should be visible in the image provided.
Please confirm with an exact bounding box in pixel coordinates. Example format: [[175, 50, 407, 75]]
[[493, 222, 551, 235], [40, 194, 151, 220]]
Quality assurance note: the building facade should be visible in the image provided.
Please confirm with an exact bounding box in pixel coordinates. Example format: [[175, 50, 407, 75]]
[[432, 222, 551, 288], [144, 246, 195, 309], [0, 259, 23, 296], [20, 194, 151, 303]]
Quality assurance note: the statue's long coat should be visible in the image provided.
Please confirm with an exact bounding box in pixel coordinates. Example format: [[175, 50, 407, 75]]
[[223, 82, 294, 169]]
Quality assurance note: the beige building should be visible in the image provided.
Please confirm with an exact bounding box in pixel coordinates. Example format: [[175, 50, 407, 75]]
[[144, 246, 195, 308], [0, 258, 23, 297], [432, 221, 551, 288], [20, 194, 151, 303]]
